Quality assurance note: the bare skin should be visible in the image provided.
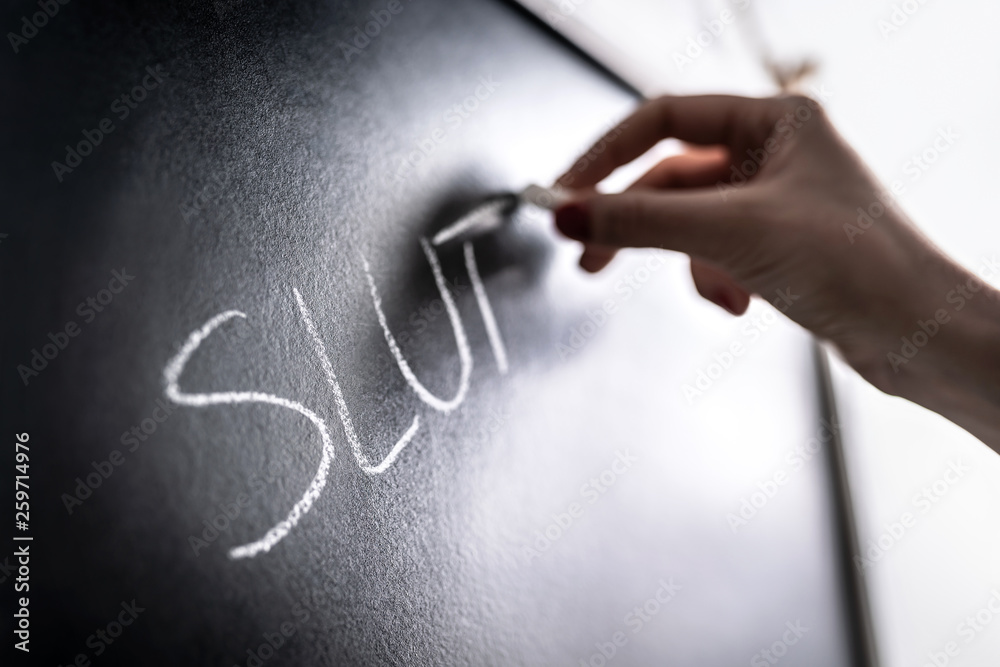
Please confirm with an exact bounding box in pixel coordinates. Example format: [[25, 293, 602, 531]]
[[552, 94, 1000, 449]]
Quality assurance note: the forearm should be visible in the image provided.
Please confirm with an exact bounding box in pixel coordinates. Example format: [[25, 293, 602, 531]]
[[881, 263, 1000, 450], [549, 93, 1000, 448]]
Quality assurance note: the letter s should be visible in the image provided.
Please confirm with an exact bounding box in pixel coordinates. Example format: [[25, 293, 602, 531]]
[[623, 612, 641, 634], [247, 473, 266, 496], [444, 108, 462, 128], [163, 310, 335, 560], [902, 160, 921, 181], [912, 493, 931, 514], [76, 301, 96, 324], [741, 321, 760, 343], [775, 118, 793, 140], [945, 289, 966, 311], [120, 431, 141, 452], [110, 99, 129, 121], [614, 280, 633, 301], [86, 634, 105, 655], [409, 311, 427, 334], [291, 601, 310, 624]]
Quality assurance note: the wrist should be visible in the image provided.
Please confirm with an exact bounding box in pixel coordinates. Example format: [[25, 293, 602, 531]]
[[882, 267, 1000, 449]]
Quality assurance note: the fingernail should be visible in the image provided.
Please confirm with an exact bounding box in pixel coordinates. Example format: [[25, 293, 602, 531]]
[[555, 203, 590, 242], [579, 253, 602, 273], [718, 292, 740, 316]]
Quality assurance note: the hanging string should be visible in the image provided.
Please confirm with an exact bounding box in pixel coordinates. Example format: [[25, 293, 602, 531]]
[[726, 0, 818, 93]]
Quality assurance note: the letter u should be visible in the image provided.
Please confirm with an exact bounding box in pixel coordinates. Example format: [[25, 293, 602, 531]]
[[362, 237, 472, 412]]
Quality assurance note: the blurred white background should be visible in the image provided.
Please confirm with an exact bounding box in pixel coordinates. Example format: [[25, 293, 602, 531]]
[[522, 0, 1000, 665]]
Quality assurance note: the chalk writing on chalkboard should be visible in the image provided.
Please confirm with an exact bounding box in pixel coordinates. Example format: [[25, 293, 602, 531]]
[[163, 239, 507, 560]]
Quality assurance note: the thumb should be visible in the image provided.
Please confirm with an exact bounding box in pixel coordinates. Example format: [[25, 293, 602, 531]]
[[555, 189, 755, 263]]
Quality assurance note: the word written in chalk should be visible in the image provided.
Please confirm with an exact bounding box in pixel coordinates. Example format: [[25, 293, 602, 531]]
[[163, 239, 507, 559]]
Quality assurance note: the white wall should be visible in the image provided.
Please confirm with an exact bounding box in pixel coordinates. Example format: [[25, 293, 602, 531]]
[[530, 0, 1000, 664]]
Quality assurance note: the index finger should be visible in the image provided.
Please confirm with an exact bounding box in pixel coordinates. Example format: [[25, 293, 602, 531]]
[[557, 95, 784, 190]]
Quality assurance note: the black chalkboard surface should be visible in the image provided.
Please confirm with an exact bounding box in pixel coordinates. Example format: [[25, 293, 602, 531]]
[[3, 0, 859, 665]]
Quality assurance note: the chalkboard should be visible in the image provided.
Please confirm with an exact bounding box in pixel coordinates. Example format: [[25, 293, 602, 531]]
[[3, 0, 860, 664]]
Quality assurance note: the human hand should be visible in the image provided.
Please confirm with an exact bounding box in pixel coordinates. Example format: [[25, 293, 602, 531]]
[[553, 95, 1000, 447]]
